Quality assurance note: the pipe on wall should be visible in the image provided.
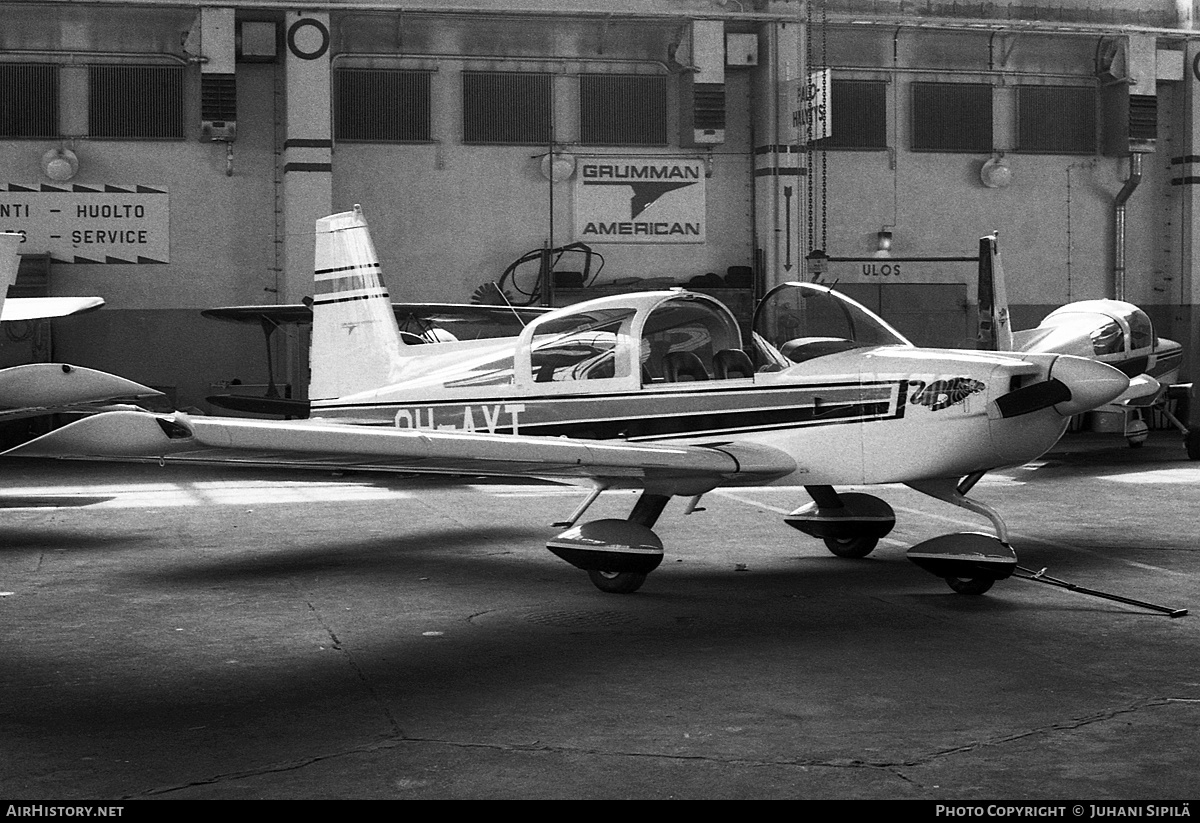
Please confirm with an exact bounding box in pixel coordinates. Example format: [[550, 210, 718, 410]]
[[1113, 152, 1142, 301]]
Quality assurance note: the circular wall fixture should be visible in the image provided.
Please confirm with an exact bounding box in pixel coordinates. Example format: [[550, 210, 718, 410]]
[[287, 18, 330, 60], [540, 152, 577, 182], [41, 148, 79, 182], [980, 157, 1012, 189]]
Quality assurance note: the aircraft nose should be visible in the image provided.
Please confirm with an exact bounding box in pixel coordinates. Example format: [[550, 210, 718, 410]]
[[1048, 354, 1130, 417]]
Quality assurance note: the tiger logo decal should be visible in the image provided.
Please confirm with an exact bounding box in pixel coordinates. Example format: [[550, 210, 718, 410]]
[[909, 378, 986, 412]]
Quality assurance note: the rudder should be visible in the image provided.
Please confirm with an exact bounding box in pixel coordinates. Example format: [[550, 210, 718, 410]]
[[976, 233, 1014, 352]]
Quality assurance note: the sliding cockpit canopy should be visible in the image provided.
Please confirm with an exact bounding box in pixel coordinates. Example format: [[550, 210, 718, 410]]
[[753, 282, 913, 368], [518, 289, 744, 387]]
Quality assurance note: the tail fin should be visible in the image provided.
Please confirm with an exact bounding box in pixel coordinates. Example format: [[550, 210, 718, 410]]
[[976, 234, 1014, 351], [309, 206, 408, 400]]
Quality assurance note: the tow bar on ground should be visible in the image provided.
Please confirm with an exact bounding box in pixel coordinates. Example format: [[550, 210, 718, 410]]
[[1015, 566, 1188, 617]]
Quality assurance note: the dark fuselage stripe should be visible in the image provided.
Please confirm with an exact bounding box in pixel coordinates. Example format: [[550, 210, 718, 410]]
[[315, 380, 910, 439]]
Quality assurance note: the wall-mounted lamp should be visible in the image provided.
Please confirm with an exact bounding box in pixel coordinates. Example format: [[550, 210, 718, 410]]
[[874, 228, 893, 258], [539, 151, 577, 183], [41, 147, 79, 182], [980, 155, 1012, 189]]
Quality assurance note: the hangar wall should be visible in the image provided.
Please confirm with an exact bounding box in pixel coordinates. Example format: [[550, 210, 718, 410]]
[[2, 0, 1199, 411]]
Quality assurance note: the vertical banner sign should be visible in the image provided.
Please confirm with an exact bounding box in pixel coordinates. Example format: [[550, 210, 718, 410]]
[[794, 68, 831, 143], [0, 184, 169, 263], [574, 158, 706, 244]]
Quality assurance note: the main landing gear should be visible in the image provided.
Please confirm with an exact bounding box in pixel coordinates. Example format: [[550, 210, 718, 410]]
[[546, 490, 668, 594], [547, 477, 1016, 596], [787, 477, 1018, 595], [546, 480, 1188, 613]]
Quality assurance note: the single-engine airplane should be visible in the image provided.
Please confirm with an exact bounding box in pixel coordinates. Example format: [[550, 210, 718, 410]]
[[3, 209, 1130, 597], [976, 234, 1197, 458], [0, 233, 161, 425]]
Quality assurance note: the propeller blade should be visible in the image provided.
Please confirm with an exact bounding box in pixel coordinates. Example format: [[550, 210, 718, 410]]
[[993, 378, 1072, 418]]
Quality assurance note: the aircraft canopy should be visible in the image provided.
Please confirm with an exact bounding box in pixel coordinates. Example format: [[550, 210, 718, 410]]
[[752, 283, 912, 367]]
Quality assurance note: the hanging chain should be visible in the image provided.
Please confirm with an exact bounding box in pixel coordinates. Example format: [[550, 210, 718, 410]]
[[819, 0, 828, 252], [804, 4, 814, 261]]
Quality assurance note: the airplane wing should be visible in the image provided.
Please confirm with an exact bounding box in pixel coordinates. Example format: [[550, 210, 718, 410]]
[[2, 410, 798, 494], [0, 364, 163, 422], [1, 296, 106, 322]]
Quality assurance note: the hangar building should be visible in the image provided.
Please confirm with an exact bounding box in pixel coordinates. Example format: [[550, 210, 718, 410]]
[[2, 0, 1199, 413]]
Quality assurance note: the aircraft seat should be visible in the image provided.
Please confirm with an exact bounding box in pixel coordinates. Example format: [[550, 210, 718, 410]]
[[714, 349, 755, 379], [663, 351, 710, 382]]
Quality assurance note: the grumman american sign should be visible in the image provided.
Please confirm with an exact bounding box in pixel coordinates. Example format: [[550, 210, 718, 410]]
[[574, 158, 705, 244]]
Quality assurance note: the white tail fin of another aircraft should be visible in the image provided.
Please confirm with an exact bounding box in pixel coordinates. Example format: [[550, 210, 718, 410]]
[[976, 234, 1015, 352], [309, 206, 409, 401]]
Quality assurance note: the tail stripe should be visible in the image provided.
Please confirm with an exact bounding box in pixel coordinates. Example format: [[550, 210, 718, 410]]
[[316, 262, 382, 276], [314, 274, 386, 296], [313, 292, 390, 307]]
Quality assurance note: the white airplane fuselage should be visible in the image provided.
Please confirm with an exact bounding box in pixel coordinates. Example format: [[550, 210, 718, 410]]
[[306, 341, 1116, 488]]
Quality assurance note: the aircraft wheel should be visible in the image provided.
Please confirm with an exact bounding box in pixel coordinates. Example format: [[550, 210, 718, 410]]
[[1186, 429, 1200, 461], [588, 570, 647, 594], [823, 535, 879, 558], [945, 576, 995, 595]]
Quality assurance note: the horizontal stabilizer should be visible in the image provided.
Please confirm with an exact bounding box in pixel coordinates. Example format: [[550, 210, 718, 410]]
[[206, 394, 311, 418]]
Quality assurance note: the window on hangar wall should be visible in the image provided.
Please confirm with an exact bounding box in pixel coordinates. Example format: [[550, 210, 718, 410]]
[[88, 65, 185, 139], [334, 68, 433, 143], [911, 82, 993, 152], [810, 79, 888, 150], [580, 74, 668, 146], [462, 71, 552, 145], [1016, 85, 1096, 154], [0, 64, 59, 138]]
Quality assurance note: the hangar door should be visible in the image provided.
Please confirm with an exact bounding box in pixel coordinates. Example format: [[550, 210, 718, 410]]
[[833, 284, 970, 349]]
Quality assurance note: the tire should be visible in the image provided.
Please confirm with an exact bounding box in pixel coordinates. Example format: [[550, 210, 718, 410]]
[[823, 535, 879, 559], [587, 570, 647, 594], [1186, 430, 1200, 461], [945, 576, 995, 595]]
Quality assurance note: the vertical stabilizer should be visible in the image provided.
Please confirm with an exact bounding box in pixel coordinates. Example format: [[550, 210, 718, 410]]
[[976, 234, 1014, 351], [309, 206, 407, 400], [0, 232, 21, 318]]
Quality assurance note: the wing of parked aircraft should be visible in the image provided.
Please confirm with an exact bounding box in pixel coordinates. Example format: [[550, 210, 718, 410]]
[[1, 295, 106, 322], [1, 233, 105, 321], [0, 364, 163, 423], [0, 233, 161, 424]]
